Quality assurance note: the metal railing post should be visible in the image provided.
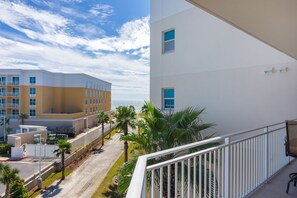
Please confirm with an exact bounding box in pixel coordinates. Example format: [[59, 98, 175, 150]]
[[265, 126, 269, 183], [224, 137, 230, 198]]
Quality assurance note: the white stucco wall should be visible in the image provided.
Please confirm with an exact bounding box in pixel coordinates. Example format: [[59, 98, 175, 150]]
[[150, 0, 297, 134]]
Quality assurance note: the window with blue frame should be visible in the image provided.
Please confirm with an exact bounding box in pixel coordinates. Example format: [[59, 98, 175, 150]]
[[163, 88, 175, 111], [29, 77, 36, 84], [30, 88, 36, 95], [30, 98, 36, 106], [30, 109, 36, 117], [163, 29, 175, 53]]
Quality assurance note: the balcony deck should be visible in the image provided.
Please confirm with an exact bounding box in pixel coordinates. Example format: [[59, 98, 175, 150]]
[[250, 160, 297, 198]]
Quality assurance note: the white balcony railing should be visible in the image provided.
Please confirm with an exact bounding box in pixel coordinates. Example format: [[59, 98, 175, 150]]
[[7, 103, 19, 108], [7, 81, 20, 85], [0, 82, 6, 85], [0, 93, 6, 96], [0, 104, 6, 108], [127, 121, 294, 198], [7, 114, 19, 119], [7, 92, 19, 96]]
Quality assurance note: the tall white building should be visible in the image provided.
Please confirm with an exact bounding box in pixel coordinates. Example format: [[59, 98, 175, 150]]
[[150, 0, 297, 133]]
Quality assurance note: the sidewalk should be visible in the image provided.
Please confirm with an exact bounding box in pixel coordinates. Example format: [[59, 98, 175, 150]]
[[37, 132, 124, 198]]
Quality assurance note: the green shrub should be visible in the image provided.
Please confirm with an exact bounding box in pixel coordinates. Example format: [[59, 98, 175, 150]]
[[0, 143, 10, 154]]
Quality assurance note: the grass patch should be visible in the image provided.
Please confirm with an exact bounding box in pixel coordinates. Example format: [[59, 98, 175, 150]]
[[104, 129, 118, 140], [28, 170, 72, 198], [91, 144, 136, 198]]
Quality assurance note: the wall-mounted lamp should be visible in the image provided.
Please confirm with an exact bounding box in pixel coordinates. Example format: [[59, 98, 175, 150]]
[[279, 67, 288, 73], [264, 67, 274, 74]]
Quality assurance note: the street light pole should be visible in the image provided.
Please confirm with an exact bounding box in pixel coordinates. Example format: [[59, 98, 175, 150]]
[[3, 115, 6, 142], [35, 134, 43, 189]]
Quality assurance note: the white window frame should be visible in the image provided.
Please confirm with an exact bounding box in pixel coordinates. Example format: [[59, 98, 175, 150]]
[[162, 88, 175, 111], [162, 28, 175, 54]]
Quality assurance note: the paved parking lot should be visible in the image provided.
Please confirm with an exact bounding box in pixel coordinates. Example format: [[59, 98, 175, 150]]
[[0, 160, 53, 195]]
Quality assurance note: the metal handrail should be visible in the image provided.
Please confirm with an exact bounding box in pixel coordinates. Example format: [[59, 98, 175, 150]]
[[126, 119, 293, 198]]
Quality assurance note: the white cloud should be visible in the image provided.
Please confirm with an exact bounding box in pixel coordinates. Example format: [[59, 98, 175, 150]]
[[0, 1, 150, 100], [0, 37, 149, 100], [89, 4, 114, 24]]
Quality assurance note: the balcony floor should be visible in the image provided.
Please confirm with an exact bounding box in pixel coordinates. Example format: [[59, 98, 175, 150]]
[[250, 160, 297, 198]]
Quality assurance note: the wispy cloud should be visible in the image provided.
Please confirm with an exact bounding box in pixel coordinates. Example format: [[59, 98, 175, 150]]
[[0, 0, 150, 100], [89, 4, 114, 24]]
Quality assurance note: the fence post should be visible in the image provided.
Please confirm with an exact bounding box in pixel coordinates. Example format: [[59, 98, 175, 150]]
[[265, 127, 269, 183], [224, 137, 230, 198]]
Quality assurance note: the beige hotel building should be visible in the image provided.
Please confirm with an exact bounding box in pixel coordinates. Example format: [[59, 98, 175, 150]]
[[0, 69, 111, 134]]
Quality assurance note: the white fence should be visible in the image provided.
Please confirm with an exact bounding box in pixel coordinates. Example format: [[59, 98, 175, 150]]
[[127, 121, 293, 198], [24, 144, 59, 158]]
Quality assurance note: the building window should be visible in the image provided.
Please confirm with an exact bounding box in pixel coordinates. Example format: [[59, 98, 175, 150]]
[[0, 88, 6, 96], [30, 98, 36, 106], [0, 110, 6, 116], [29, 77, 36, 84], [85, 108, 88, 115], [12, 77, 19, 85], [0, 99, 5, 107], [29, 88, 36, 96], [163, 88, 175, 111], [163, 29, 175, 54], [30, 109, 36, 117], [0, 77, 6, 85], [12, 109, 19, 116], [12, 88, 19, 95], [90, 99, 92, 104], [12, 98, 19, 105]]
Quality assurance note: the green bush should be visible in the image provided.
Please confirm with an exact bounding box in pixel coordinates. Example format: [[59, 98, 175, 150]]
[[0, 143, 10, 154]]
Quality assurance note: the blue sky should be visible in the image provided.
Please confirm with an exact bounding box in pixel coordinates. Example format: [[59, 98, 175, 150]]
[[0, 0, 150, 101]]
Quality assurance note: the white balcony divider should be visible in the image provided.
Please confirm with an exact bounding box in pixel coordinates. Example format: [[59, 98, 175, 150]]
[[126, 121, 294, 198]]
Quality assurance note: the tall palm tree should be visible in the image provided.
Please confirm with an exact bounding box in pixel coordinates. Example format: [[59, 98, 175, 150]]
[[0, 117, 10, 142], [54, 140, 72, 180], [18, 113, 28, 125], [115, 106, 136, 162], [97, 112, 109, 146], [118, 102, 215, 196], [108, 114, 115, 139], [0, 163, 20, 198]]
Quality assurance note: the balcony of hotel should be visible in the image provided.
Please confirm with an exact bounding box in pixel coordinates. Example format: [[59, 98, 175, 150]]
[[7, 103, 19, 108], [7, 81, 20, 86], [0, 82, 6, 86], [6, 114, 19, 119], [127, 121, 297, 198], [0, 93, 6, 97], [7, 92, 19, 97]]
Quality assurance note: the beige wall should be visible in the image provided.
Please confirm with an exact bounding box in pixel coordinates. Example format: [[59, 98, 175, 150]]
[[8, 130, 47, 147], [187, 0, 297, 60]]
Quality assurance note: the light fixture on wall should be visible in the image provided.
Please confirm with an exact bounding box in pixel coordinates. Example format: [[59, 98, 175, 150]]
[[279, 67, 288, 73], [264, 67, 274, 74]]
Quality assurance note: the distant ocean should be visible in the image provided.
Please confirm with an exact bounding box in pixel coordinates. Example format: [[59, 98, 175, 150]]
[[111, 100, 148, 113]]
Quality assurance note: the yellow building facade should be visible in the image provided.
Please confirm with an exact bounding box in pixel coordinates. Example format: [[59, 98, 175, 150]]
[[0, 69, 111, 121]]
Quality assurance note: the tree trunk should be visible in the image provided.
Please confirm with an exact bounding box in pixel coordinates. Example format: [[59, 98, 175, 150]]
[[124, 141, 128, 162], [109, 122, 112, 138], [5, 183, 10, 198], [102, 123, 104, 146], [124, 126, 128, 162], [61, 152, 65, 180]]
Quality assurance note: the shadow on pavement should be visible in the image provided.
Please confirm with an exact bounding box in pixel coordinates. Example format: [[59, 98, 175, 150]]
[[40, 180, 63, 197]]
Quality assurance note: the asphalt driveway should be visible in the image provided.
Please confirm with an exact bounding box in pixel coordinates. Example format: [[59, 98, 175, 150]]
[[0, 161, 52, 195]]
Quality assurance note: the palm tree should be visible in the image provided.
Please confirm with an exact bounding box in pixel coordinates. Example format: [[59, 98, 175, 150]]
[[97, 112, 109, 146], [0, 163, 20, 198], [54, 140, 72, 180], [118, 102, 215, 196], [108, 114, 115, 139], [115, 106, 136, 163], [0, 117, 10, 142], [134, 119, 146, 135], [18, 113, 28, 125]]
